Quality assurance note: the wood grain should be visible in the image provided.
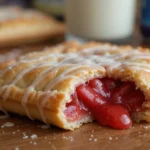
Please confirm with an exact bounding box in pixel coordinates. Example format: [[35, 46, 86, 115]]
[[0, 113, 150, 150]]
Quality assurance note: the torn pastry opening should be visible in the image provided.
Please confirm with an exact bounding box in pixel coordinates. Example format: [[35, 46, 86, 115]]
[[64, 78, 146, 129]]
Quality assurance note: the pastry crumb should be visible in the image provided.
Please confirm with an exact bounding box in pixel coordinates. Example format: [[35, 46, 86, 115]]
[[23, 135, 29, 139], [1, 122, 14, 128], [33, 142, 37, 145], [143, 125, 150, 129], [30, 134, 37, 139], [22, 132, 28, 139], [94, 138, 98, 142], [62, 136, 74, 142], [40, 125, 50, 129], [14, 147, 19, 150], [17, 129, 20, 132]]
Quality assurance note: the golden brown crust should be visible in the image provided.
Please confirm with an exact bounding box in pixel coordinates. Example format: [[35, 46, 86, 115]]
[[1, 41, 150, 130], [27, 41, 150, 124], [0, 6, 64, 47], [0, 45, 105, 130]]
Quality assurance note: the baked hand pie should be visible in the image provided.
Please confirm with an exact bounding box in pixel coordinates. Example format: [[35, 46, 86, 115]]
[[0, 41, 149, 130], [0, 6, 64, 47]]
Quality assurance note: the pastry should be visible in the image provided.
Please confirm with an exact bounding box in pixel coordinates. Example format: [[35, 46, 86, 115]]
[[0, 6, 64, 47], [0, 41, 149, 130]]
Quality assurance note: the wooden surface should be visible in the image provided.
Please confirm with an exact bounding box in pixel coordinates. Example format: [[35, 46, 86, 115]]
[[1, 36, 150, 150], [1, 114, 150, 150]]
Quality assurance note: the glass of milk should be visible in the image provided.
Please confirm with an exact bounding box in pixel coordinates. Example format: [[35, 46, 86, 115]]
[[65, 0, 137, 43]]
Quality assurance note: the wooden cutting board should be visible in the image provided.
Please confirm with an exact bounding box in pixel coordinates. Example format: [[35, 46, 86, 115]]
[[0, 113, 150, 150]]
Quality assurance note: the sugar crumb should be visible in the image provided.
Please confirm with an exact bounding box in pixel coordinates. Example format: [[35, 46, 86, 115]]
[[40, 125, 50, 129], [94, 138, 97, 142], [23, 135, 28, 139], [62, 136, 74, 142], [22, 132, 29, 139], [143, 125, 150, 129], [30, 134, 37, 139], [109, 137, 112, 140]]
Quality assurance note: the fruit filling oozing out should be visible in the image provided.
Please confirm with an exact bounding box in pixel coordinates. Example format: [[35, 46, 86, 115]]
[[64, 78, 145, 129]]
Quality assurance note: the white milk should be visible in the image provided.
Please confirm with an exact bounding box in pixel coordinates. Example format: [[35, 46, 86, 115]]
[[65, 0, 136, 41]]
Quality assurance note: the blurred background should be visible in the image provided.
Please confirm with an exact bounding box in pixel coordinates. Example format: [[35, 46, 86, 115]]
[[0, 0, 149, 47], [0, 0, 65, 20]]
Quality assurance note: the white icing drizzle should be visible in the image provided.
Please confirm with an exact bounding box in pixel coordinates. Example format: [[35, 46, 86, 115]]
[[110, 50, 138, 59], [38, 92, 53, 123], [108, 50, 150, 61], [0, 53, 64, 77], [79, 45, 118, 55], [123, 62, 150, 72], [2, 62, 52, 102], [44, 65, 88, 91], [11, 62, 52, 85], [21, 64, 69, 119], [128, 53, 150, 60], [0, 44, 150, 123], [22, 58, 100, 119]]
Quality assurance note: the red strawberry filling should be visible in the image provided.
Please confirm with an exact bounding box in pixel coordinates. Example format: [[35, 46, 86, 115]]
[[64, 78, 145, 129]]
